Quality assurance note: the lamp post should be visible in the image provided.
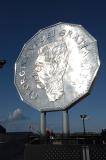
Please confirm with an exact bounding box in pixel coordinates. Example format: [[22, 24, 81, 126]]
[[80, 114, 87, 135], [80, 114, 88, 160], [0, 60, 6, 69]]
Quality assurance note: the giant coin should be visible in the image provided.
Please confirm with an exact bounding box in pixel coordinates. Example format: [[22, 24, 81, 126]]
[[14, 22, 100, 111]]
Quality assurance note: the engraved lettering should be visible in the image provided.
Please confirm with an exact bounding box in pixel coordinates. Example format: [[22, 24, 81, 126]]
[[80, 73, 88, 79], [40, 35, 45, 43], [20, 76, 26, 85], [22, 83, 29, 90], [19, 70, 25, 76], [77, 37, 84, 45], [21, 57, 28, 67], [25, 87, 32, 96], [30, 91, 38, 99], [47, 30, 55, 39], [78, 39, 88, 50], [67, 30, 73, 37], [81, 49, 89, 57], [81, 63, 91, 71], [72, 34, 80, 41], [35, 37, 39, 46], [59, 29, 66, 36]]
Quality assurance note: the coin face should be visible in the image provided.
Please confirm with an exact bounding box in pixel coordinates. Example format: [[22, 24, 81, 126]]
[[14, 22, 100, 111]]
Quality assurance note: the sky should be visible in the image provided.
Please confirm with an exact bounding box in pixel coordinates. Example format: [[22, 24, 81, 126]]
[[0, 0, 106, 133]]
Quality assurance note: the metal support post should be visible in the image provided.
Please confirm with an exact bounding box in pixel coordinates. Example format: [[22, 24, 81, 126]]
[[62, 110, 70, 137], [40, 112, 46, 136]]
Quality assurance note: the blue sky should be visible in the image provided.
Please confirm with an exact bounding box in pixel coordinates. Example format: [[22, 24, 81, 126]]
[[0, 0, 106, 133]]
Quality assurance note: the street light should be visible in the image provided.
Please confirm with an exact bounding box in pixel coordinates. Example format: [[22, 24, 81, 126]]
[[80, 114, 88, 135], [0, 60, 6, 68], [80, 114, 88, 160]]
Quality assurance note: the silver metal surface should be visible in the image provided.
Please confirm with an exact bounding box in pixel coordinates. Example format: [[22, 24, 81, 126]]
[[62, 110, 70, 136], [14, 22, 100, 111], [40, 112, 46, 136]]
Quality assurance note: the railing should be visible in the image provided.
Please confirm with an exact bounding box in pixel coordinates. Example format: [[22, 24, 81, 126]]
[[28, 136, 106, 145]]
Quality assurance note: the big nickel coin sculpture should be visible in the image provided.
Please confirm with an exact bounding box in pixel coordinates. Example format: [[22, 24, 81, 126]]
[[15, 22, 100, 135]]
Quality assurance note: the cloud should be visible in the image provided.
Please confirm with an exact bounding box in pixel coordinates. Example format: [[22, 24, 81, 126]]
[[8, 108, 28, 121]]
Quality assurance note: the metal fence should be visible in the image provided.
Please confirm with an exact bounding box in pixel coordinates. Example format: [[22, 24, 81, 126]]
[[24, 144, 106, 160], [89, 145, 106, 160], [24, 144, 83, 160]]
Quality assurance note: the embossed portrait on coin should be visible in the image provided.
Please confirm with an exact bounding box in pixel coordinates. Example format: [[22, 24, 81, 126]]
[[33, 42, 69, 101]]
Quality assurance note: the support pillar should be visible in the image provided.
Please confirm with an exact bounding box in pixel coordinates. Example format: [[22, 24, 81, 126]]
[[62, 110, 70, 137], [40, 112, 46, 136]]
